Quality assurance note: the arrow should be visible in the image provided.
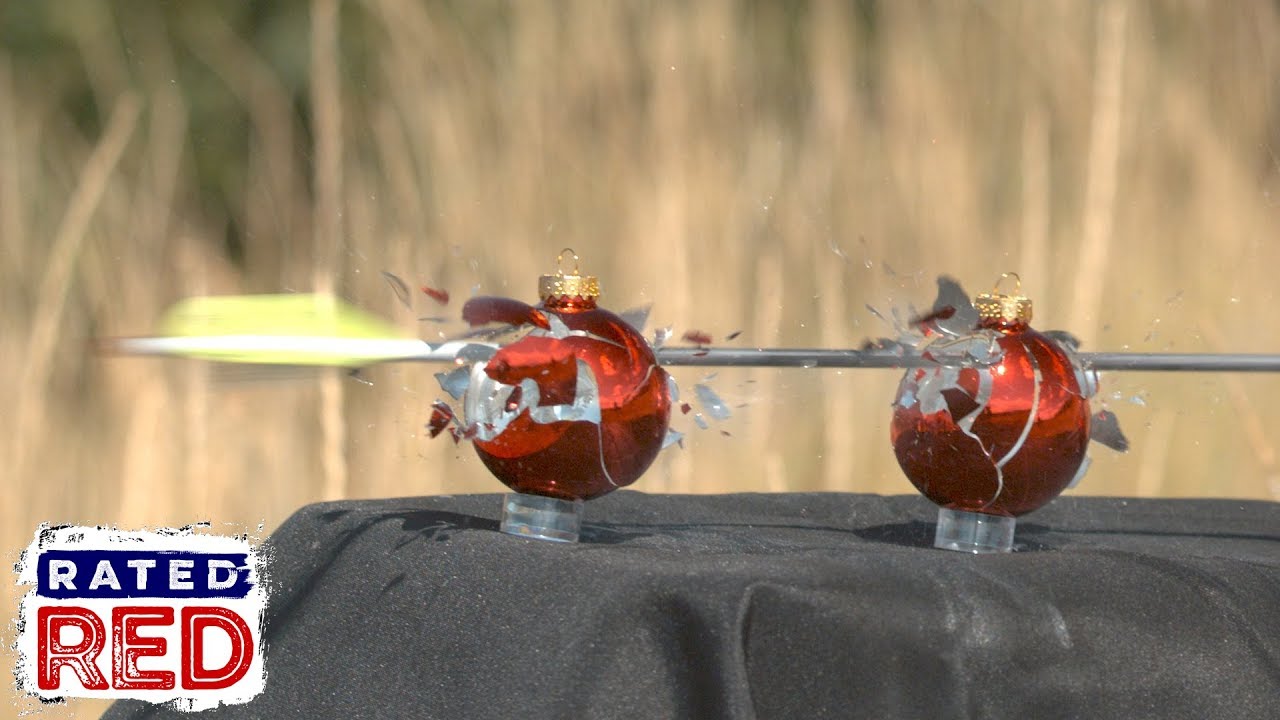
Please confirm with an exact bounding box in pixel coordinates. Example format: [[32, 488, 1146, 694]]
[[100, 294, 1280, 373]]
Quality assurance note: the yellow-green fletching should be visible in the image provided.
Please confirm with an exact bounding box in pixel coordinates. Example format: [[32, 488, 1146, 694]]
[[156, 294, 418, 366]]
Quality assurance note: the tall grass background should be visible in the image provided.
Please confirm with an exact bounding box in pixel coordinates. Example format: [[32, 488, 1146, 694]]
[[3, 1, 1278, 715]]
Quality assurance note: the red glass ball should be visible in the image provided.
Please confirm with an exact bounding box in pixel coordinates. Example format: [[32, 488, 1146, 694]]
[[461, 295, 671, 501], [890, 318, 1091, 517]]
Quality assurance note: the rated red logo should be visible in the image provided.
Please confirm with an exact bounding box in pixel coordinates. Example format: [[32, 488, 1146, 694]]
[[14, 525, 266, 710]]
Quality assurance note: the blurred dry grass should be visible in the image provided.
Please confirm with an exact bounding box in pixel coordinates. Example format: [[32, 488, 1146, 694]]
[[3, 1, 1280, 715]]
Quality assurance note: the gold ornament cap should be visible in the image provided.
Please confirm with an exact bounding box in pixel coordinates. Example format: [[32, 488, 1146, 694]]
[[538, 248, 600, 301], [973, 272, 1033, 324]]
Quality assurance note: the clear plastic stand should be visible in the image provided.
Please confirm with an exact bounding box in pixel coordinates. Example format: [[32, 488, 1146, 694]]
[[500, 492, 583, 543], [934, 507, 1016, 553]]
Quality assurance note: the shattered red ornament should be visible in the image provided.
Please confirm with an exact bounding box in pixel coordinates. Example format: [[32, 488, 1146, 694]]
[[458, 250, 672, 542], [890, 274, 1092, 553]]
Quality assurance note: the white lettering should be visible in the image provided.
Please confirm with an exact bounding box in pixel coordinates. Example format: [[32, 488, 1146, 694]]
[[49, 559, 77, 590], [207, 559, 239, 591], [88, 559, 122, 591], [127, 558, 156, 591], [169, 559, 194, 590]]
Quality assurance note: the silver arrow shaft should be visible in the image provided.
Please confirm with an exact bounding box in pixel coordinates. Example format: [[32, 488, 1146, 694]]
[[654, 348, 1280, 372], [106, 336, 1280, 373]]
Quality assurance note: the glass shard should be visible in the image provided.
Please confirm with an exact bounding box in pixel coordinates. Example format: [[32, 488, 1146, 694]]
[[461, 355, 605, 442], [484, 341, 579, 406], [865, 303, 890, 326], [461, 296, 550, 330], [455, 343, 498, 364], [421, 285, 450, 305], [505, 385, 524, 412], [381, 271, 413, 310], [929, 276, 980, 337], [909, 305, 955, 329], [827, 236, 850, 263], [957, 333, 1004, 365], [923, 367, 961, 416], [955, 369, 994, 435], [693, 383, 731, 421], [653, 326, 673, 349], [449, 424, 477, 444], [461, 362, 522, 441], [435, 366, 471, 400], [1090, 410, 1129, 452], [682, 329, 713, 346], [427, 401, 455, 438], [528, 361, 600, 425], [1071, 359, 1100, 399], [619, 304, 653, 334], [545, 312, 572, 339]]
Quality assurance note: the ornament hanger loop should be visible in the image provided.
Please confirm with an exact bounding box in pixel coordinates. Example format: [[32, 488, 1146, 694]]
[[556, 248, 581, 277], [993, 272, 1022, 296]]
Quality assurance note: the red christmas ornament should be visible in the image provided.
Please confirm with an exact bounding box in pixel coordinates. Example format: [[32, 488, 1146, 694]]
[[458, 250, 672, 542], [890, 274, 1092, 553]]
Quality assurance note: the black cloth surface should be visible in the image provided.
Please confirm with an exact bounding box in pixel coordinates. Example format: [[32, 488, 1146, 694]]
[[104, 492, 1280, 720]]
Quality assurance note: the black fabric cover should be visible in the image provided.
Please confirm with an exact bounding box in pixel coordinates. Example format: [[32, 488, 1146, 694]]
[[104, 492, 1280, 720]]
